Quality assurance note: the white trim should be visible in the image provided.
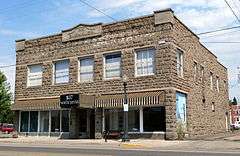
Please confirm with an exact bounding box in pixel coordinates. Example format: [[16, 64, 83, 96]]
[[18, 111, 21, 132], [49, 111, 51, 137], [28, 111, 30, 133], [37, 111, 40, 135]]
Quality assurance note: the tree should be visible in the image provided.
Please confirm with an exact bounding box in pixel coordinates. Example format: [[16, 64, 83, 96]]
[[0, 71, 13, 123], [232, 97, 238, 105]]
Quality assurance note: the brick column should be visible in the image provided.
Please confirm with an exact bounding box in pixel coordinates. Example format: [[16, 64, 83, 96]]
[[165, 89, 177, 140], [69, 108, 79, 139], [95, 108, 103, 139]]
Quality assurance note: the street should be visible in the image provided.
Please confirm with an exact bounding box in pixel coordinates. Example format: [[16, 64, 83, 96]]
[[0, 145, 239, 156]]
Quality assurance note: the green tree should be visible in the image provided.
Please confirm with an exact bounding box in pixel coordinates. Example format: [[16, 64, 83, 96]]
[[232, 97, 238, 105], [0, 71, 13, 123]]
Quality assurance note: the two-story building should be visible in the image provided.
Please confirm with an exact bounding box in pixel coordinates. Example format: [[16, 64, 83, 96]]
[[12, 9, 229, 139]]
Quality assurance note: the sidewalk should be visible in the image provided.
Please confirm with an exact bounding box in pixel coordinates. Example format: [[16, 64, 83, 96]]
[[0, 136, 240, 152]]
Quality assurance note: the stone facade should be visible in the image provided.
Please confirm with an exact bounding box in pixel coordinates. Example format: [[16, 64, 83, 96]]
[[14, 9, 229, 139]]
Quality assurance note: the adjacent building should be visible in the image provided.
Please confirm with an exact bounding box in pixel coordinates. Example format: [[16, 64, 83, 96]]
[[12, 9, 229, 139], [230, 105, 240, 125]]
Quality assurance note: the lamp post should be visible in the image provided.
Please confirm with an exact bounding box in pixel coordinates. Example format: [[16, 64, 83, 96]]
[[122, 74, 129, 142]]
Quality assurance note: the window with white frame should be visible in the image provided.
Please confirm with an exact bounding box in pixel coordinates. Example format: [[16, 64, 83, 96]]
[[79, 58, 94, 82], [135, 48, 155, 76], [210, 72, 213, 90], [216, 76, 220, 92], [176, 49, 183, 77], [27, 64, 42, 87], [54, 59, 69, 84], [104, 53, 121, 79]]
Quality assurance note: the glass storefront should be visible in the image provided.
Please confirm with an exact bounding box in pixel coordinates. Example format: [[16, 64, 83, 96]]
[[40, 111, 49, 132], [143, 107, 166, 132], [20, 111, 29, 132], [62, 110, 69, 132], [20, 110, 69, 134], [30, 111, 38, 132], [51, 111, 60, 132], [104, 107, 165, 133]]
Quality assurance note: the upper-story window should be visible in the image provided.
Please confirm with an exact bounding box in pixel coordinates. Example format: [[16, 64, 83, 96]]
[[193, 62, 197, 81], [176, 49, 183, 77], [210, 72, 213, 90], [135, 48, 155, 76], [104, 53, 121, 79], [79, 57, 94, 82], [216, 76, 220, 92], [54, 59, 69, 84], [27, 64, 42, 87]]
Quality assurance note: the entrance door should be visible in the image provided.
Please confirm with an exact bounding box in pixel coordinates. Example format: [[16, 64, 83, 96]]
[[79, 109, 87, 138], [89, 109, 95, 139]]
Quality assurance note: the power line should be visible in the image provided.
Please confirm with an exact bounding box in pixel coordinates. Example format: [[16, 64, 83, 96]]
[[224, 0, 240, 23], [78, 0, 117, 21], [196, 25, 240, 35], [0, 64, 16, 69]]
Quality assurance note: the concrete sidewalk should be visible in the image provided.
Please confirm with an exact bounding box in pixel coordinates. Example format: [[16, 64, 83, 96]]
[[0, 136, 240, 152]]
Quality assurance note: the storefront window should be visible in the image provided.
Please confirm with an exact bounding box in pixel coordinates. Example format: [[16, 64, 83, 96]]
[[62, 110, 69, 132], [128, 109, 139, 132], [51, 111, 60, 132], [143, 107, 166, 132], [176, 92, 187, 123], [30, 111, 38, 132], [105, 108, 139, 132], [20, 111, 29, 132], [40, 111, 49, 132]]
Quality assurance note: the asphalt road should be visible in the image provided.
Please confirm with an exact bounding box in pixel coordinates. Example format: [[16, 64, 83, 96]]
[[0, 145, 239, 156]]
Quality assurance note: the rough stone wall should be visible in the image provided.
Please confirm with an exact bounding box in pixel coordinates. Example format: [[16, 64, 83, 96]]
[[14, 9, 229, 139], [171, 17, 229, 137], [15, 15, 174, 99]]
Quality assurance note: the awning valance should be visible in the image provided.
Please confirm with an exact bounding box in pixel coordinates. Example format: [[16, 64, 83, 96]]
[[12, 95, 95, 111], [95, 91, 165, 108]]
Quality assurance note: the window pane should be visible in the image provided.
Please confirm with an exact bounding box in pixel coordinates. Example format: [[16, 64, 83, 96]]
[[136, 48, 155, 76], [176, 50, 183, 77], [80, 58, 93, 82], [104, 109, 139, 132], [143, 107, 166, 132], [176, 92, 187, 123], [51, 111, 60, 132], [40, 111, 49, 132], [30, 111, 38, 132], [105, 53, 121, 78], [55, 60, 69, 84], [28, 65, 42, 86], [128, 109, 139, 132], [62, 110, 69, 132], [20, 111, 29, 132]]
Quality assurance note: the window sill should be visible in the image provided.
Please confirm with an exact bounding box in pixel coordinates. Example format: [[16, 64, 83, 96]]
[[26, 85, 42, 89], [103, 77, 122, 81], [78, 81, 94, 84], [52, 83, 70, 87], [134, 74, 155, 78]]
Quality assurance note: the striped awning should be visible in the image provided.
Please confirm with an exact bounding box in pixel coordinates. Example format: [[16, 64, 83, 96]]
[[95, 91, 165, 108], [12, 95, 95, 111], [11, 98, 60, 111]]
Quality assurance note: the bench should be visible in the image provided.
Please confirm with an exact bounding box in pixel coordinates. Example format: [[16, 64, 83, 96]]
[[103, 130, 121, 141]]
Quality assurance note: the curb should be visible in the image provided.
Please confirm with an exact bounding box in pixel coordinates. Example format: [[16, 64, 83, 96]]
[[120, 143, 147, 149]]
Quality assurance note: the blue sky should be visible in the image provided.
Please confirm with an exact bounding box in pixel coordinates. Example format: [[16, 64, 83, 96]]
[[0, 0, 240, 101]]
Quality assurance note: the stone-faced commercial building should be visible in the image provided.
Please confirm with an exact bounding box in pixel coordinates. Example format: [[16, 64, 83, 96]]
[[12, 9, 229, 139]]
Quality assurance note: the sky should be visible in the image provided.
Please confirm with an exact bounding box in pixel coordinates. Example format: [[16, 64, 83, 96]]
[[0, 0, 240, 101]]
